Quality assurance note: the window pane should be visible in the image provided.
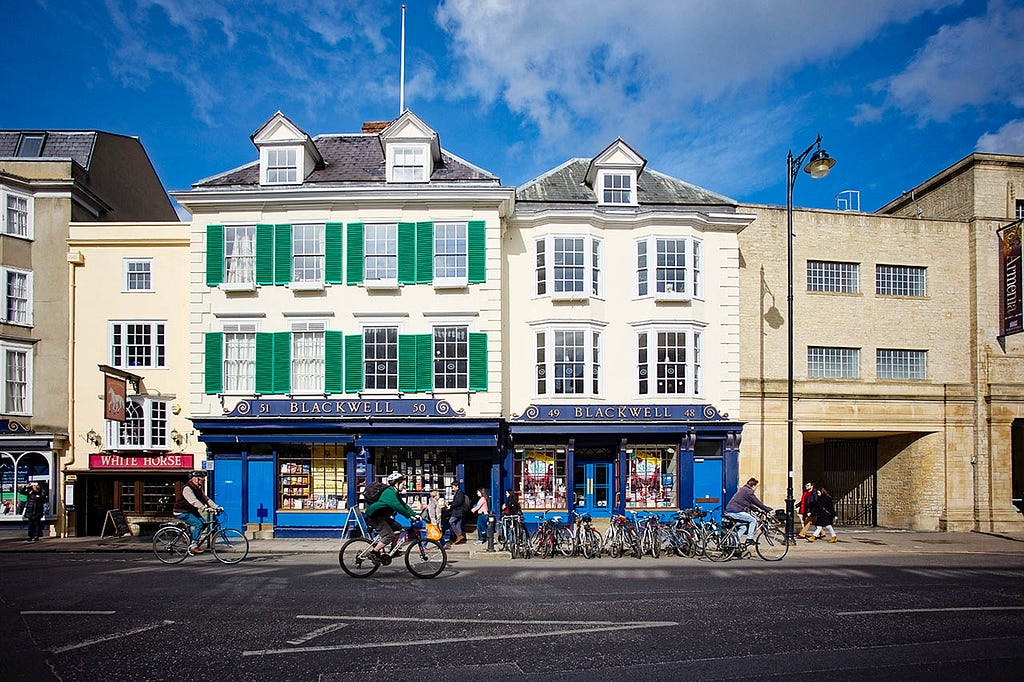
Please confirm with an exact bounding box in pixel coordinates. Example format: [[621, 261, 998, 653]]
[[434, 326, 468, 390], [5, 349, 28, 413], [292, 224, 325, 283], [626, 447, 677, 508], [656, 239, 687, 294], [224, 225, 255, 284], [364, 327, 398, 390], [125, 260, 152, 291], [553, 238, 584, 292], [292, 331, 325, 392], [656, 331, 687, 394], [515, 449, 567, 510], [807, 261, 859, 293], [6, 194, 30, 237], [553, 330, 584, 394], [224, 333, 256, 391], [876, 264, 926, 297], [434, 222, 467, 279], [364, 224, 397, 281], [808, 346, 860, 378], [877, 349, 926, 379], [279, 444, 348, 510], [603, 173, 632, 203], [6, 271, 29, 324]]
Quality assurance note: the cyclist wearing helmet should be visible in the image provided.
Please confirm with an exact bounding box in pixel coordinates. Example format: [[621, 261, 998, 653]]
[[172, 471, 221, 555], [365, 472, 419, 558]]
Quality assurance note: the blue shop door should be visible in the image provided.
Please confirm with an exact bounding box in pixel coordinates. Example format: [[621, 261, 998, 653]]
[[573, 463, 613, 517], [693, 458, 723, 520], [212, 460, 243, 530], [247, 460, 275, 529]]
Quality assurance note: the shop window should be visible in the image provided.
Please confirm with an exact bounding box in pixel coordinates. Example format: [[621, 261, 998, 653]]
[[514, 448, 568, 510], [116, 478, 177, 515], [625, 447, 677, 509], [279, 444, 347, 511], [375, 448, 457, 514], [0, 452, 50, 517]]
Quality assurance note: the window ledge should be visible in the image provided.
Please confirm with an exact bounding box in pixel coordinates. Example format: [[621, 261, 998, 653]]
[[219, 282, 256, 292], [289, 281, 325, 292], [550, 292, 590, 302], [363, 280, 400, 291], [433, 277, 468, 290], [654, 291, 692, 303]]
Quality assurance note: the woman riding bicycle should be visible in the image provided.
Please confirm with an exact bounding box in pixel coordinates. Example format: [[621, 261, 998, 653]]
[[365, 472, 420, 561]]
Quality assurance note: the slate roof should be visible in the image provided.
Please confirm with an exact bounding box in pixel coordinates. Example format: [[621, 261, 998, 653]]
[[194, 134, 498, 188], [0, 131, 98, 169], [517, 158, 738, 211]]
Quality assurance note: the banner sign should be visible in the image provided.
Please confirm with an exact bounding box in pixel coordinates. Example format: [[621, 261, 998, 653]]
[[90, 454, 193, 470], [104, 375, 127, 422], [513, 403, 726, 422], [999, 222, 1023, 336], [227, 398, 465, 418]]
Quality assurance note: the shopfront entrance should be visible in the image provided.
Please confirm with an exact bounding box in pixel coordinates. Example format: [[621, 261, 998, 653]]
[[573, 462, 613, 515]]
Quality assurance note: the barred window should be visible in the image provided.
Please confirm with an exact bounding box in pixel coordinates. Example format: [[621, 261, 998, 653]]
[[807, 261, 859, 293], [876, 264, 926, 297], [808, 346, 859, 378], [877, 349, 927, 380]]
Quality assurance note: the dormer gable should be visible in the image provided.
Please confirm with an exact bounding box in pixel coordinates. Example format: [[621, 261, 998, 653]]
[[250, 111, 324, 186], [585, 138, 647, 206], [379, 110, 442, 183]]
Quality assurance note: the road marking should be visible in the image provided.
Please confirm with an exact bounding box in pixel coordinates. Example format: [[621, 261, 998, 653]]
[[21, 610, 116, 615], [837, 606, 1024, 616], [49, 620, 176, 654], [287, 622, 349, 645], [242, 615, 677, 656]]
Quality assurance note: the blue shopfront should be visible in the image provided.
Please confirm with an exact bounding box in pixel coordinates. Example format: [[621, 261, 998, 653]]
[[193, 398, 501, 537], [505, 403, 742, 525]]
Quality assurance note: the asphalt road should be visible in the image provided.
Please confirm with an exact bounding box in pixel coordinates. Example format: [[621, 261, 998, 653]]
[[2, 549, 1023, 681]]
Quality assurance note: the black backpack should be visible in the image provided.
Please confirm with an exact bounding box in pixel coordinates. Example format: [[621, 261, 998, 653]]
[[362, 481, 387, 504]]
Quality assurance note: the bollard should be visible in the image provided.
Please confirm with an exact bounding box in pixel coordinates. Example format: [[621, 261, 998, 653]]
[[486, 514, 496, 552]]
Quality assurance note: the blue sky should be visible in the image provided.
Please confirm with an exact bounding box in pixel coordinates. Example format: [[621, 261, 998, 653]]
[[5, 0, 1024, 215]]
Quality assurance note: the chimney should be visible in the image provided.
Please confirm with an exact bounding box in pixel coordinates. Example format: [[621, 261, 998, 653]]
[[362, 121, 391, 134]]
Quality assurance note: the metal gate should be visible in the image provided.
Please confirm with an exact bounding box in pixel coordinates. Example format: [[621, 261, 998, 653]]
[[823, 439, 876, 527]]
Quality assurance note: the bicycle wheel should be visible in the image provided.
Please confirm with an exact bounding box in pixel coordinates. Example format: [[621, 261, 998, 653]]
[[755, 525, 789, 561], [625, 528, 643, 559], [677, 528, 698, 558], [703, 531, 730, 562], [556, 526, 574, 557], [582, 528, 602, 559], [405, 538, 447, 578], [152, 526, 189, 564], [644, 527, 661, 558], [339, 537, 380, 578], [212, 528, 250, 564]]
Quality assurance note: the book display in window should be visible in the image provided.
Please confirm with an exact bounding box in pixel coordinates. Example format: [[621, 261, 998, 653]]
[[378, 449, 455, 513], [279, 463, 311, 509]]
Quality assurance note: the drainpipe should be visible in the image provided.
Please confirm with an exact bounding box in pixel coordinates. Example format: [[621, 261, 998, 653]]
[[65, 249, 86, 536]]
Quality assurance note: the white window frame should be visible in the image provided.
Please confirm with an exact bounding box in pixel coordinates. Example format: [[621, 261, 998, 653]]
[[877, 349, 927, 380], [291, 223, 325, 290], [807, 261, 860, 293], [106, 397, 168, 450], [262, 146, 300, 185], [635, 236, 703, 300], [1, 341, 32, 415], [222, 321, 258, 394], [290, 320, 326, 394], [2, 186, 33, 240], [808, 346, 860, 379], [123, 258, 153, 292], [387, 144, 429, 183], [2, 267, 32, 326], [364, 223, 399, 288], [363, 325, 399, 392], [433, 324, 469, 391], [533, 323, 604, 397], [535, 235, 603, 300], [598, 170, 637, 206], [635, 325, 704, 397], [876, 264, 926, 297], [433, 221, 468, 288], [109, 321, 166, 369], [222, 224, 256, 291]]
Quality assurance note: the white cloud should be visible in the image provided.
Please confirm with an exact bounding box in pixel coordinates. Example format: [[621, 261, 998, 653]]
[[977, 119, 1024, 154]]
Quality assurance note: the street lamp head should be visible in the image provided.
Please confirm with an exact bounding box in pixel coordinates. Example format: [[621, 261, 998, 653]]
[[803, 147, 836, 179]]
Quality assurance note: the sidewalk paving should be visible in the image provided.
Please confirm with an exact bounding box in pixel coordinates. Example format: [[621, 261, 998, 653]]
[[2, 528, 1023, 558]]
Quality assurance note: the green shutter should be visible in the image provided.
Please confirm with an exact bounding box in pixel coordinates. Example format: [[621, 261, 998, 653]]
[[469, 332, 488, 391], [325, 330, 343, 393], [397, 222, 416, 284], [468, 220, 486, 283], [256, 223, 275, 286], [399, 334, 418, 393], [206, 225, 224, 287], [416, 221, 433, 284], [273, 331, 291, 394], [346, 223, 364, 285], [204, 332, 223, 394], [417, 334, 433, 392], [255, 332, 274, 394], [325, 223, 344, 284], [344, 334, 363, 393], [274, 224, 292, 285]]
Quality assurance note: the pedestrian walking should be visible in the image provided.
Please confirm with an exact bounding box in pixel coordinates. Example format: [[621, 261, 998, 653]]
[[806, 486, 838, 543], [446, 483, 468, 548], [797, 481, 817, 539], [471, 487, 490, 544]]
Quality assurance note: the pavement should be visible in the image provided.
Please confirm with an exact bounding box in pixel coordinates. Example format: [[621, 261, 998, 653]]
[[2, 527, 1023, 558]]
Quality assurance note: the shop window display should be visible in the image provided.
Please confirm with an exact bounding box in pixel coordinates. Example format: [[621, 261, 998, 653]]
[[514, 448, 567, 510], [625, 447, 677, 508], [374, 448, 456, 514], [279, 443, 346, 510]]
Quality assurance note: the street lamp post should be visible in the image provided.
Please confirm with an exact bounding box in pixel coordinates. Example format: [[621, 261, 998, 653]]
[[785, 135, 835, 543]]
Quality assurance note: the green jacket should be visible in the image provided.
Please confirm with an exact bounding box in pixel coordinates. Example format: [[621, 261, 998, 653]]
[[365, 486, 416, 519]]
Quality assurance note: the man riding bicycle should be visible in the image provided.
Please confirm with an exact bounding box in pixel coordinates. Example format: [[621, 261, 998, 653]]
[[365, 472, 420, 561], [172, 471, 222, 555], [724, 477, 772, 546]]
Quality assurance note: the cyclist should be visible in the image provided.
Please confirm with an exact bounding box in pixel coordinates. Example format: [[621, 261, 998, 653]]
[[172, 471, 222, 555], [364, 472, 420, 561], [724, 477, 772, 546]]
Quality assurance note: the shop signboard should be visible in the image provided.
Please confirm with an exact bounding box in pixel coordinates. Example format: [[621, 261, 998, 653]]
[[228, 398, 465, 418], [89, 454, 194, 470], [513, 403, 726, 422]]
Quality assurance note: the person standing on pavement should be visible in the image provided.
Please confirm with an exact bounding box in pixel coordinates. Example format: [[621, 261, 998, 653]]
[[797, 481, 818, 539], [20, 482, 46, 542], [806, 486, 838, 543], [172, 471, 221, 555], [471, 488, 491, 544], [446, 483, 468, 547]]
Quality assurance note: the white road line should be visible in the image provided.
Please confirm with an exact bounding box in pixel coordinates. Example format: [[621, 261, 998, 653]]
[[49, 620, 176, 654], [837, 606, 1024, 616], [21, 610, 116, 615], [287, 623, 349, 645], [243, 619, 677, 656]]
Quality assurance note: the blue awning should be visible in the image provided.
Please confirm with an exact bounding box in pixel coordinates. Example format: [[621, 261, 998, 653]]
[[355, 433, 497, 448]]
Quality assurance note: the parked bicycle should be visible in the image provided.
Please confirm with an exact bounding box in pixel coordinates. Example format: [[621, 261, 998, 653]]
[[703, 508, 789, 562], [152, 509, 249, 564], [499, 513, 532, 559], [570, 511, 603, 559], [339, 523, 447, 579], [530, 512, 572, 558], [604, 513, 642, 559]]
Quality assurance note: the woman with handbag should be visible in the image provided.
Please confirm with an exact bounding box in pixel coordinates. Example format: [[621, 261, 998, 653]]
[[425, 489, 447, 543]]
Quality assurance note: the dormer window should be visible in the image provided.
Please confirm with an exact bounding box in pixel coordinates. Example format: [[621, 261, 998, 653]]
[[264, 147, 299, 184], [601, 171, 634, 205], [390, 145, 428, 182], [16, 134, 45, 157]]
